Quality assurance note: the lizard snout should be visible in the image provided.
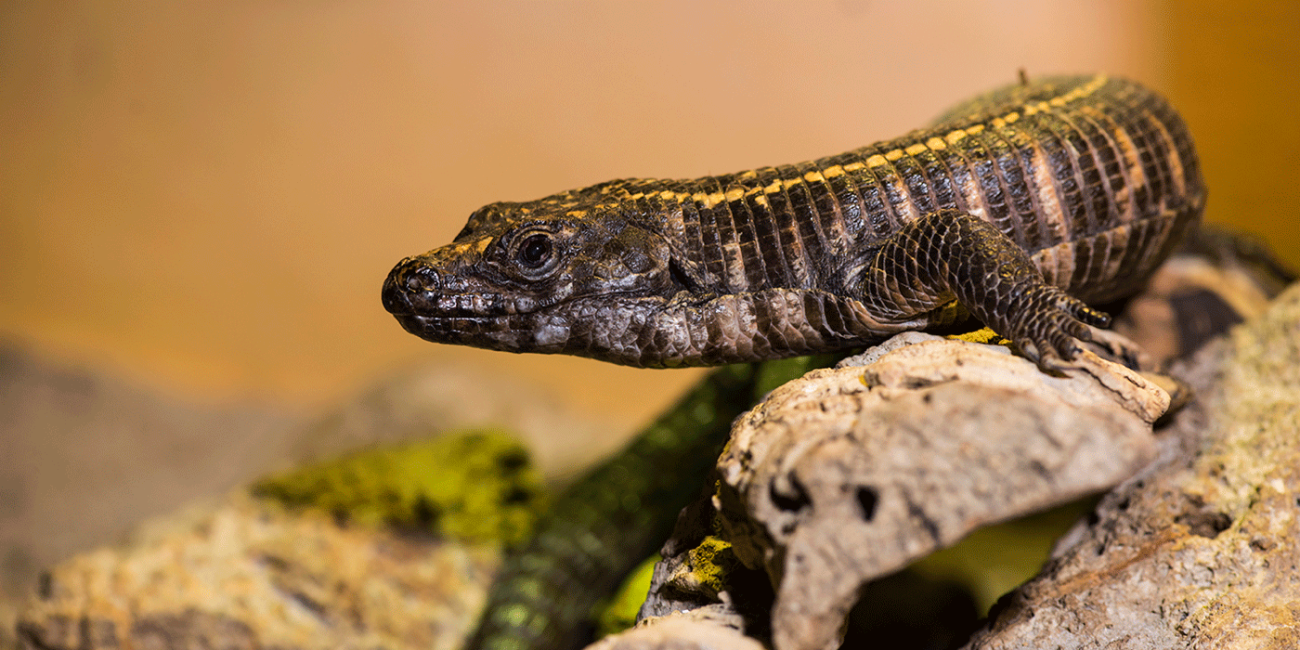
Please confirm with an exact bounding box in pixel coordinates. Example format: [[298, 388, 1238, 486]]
[[381, 258, 441, 315]]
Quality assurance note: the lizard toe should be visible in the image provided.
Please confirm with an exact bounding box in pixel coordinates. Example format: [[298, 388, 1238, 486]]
[[1005, 286, 1104, 368]]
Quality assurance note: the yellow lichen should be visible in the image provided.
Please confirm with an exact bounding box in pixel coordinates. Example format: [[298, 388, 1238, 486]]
[[948, 327, 1010, 347], [685, 536, 737, 596], [252, 429, 548, 546]]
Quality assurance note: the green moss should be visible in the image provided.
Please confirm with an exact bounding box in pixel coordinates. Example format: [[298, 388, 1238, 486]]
[[591, 537, 740, 638], [253, 429, 548, 545], [594, 554, 659, 638]]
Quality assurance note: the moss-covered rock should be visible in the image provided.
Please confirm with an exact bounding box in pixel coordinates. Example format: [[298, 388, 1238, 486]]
[[253, 429, 547, 545]]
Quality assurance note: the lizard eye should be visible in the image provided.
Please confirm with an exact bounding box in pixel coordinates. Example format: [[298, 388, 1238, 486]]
[[516, 233, 553, 270]]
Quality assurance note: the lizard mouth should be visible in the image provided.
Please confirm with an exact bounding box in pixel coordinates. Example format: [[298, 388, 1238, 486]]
[[381, 257, 641, 349], [382, 253, 665, 321], [381, 260, 531, 320], [381, 266, 541, 348], [383, 282, 626, 357], [381, 253, 688, 364]]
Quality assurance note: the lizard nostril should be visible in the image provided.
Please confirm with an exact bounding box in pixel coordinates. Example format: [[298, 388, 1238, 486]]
[[382, 260, 442, 314], [404, 264, 441, 293]]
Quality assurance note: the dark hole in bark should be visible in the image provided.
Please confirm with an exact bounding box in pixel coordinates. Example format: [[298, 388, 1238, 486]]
[[503, 486, 535, 505], [843, 568, 980, 650], [1176, 509, 1232, 538], [411, 496, 442, 529], [496, 449, 529, 471], [770, 474, 811, 512], [856, 486, 880, 522], [1169, 287, 1243, 356]]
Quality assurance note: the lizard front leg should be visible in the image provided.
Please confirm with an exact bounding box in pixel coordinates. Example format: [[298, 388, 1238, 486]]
[[854, 209, 1111, 369]]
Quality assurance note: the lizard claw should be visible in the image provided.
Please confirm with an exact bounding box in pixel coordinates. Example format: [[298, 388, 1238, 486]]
[[1005, 286, 1112, 373], [1006, 288, 1157, 373]]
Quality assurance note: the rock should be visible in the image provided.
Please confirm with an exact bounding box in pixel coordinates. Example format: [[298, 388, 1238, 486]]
[[1112, 225, 1296, 367], [711, 334, 1170, 650], [0, 343, 297, 649], [16, 491, 498, 650], [960, 283, 1300, 649], [585, 612, 764, 650], [252, 430, 548, 547], [3, 354, 603, 650]]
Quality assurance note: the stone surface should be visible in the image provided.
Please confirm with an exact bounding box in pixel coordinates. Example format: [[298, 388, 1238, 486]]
[[586, 613, 764, 650], [1, 347, 606, 650], [713, 334, 1170, 650], [961, 283, 1300, 649], [253, 430, 548, 547], [0, 344, 297, 650], [16, 492, 498, 650]]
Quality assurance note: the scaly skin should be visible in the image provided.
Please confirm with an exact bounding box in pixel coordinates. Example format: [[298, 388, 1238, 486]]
[[382, 74, 1204, 369]]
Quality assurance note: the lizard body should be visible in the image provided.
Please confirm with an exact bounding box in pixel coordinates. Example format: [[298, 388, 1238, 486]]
[[383, 74, 1204, 368]]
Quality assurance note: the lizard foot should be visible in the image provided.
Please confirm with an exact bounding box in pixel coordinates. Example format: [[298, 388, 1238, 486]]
[[1005, 285, 1112, 374]]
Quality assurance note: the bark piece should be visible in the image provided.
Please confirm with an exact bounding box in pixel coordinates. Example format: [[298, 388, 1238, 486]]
[[1111, 225, 1296, 367], [715, 334, 1170, 650], [961, 283, 1300, 649], [585, 612, 764, 650]]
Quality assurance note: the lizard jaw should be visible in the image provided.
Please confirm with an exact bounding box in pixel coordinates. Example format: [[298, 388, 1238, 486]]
[[384, 293, 649, 362], [382, 257, 648, 358]]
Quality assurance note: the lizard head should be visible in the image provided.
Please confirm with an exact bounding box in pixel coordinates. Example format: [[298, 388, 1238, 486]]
[[382, 185, 694, 363]]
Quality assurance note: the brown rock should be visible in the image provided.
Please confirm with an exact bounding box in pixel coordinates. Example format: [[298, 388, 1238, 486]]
[[961, 283, 1300, 649], [0, 344, 296, 646], [586, 613, 765, 650], [714, 333, 1170, 650], [0, 350, 606, 650], [16, 492, 497, 650]]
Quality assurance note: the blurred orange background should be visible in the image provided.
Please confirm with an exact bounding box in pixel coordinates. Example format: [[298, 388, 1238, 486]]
[[2, 1, 1296, 430]]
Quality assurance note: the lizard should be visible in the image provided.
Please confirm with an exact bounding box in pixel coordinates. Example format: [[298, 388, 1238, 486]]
[[380, 74, 1205, 649], [382, 74, 1204, 373]]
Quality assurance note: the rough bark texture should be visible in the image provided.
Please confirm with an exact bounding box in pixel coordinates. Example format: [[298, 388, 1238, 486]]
[[585, 613, 763, 650], [709, 334, 1170, 650], [961, 283, 1300, 649]]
